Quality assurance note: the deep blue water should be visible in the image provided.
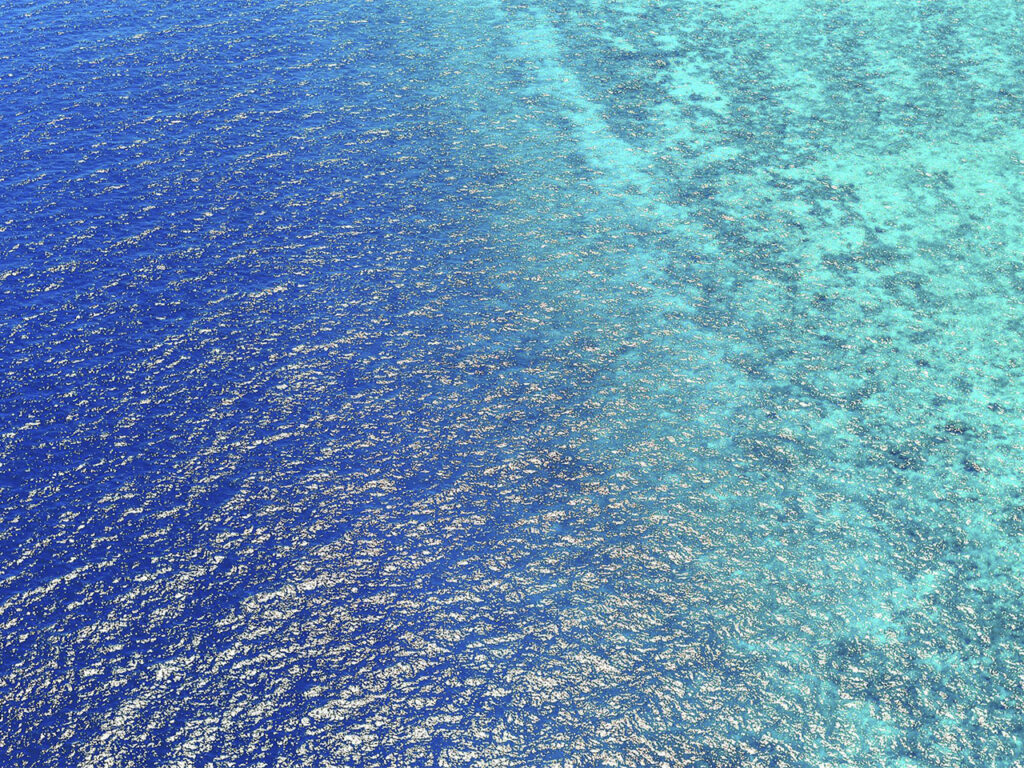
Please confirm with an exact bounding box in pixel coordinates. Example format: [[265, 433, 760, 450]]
[[4, 0, 1024, 765]]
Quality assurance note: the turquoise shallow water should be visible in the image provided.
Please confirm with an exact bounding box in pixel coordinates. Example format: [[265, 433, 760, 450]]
[[432, 2, 1024, 763], [3, 0, 1024, 765]]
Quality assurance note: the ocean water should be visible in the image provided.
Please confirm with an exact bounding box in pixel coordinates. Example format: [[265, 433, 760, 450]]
[[2, 0, 1024, 765]]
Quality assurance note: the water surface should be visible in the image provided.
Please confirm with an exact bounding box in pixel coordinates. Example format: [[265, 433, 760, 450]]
[[2, 0, 1024, 765]]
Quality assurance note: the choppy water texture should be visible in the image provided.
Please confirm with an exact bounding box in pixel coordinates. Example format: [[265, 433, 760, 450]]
[[3, 0, 1024, 765]]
